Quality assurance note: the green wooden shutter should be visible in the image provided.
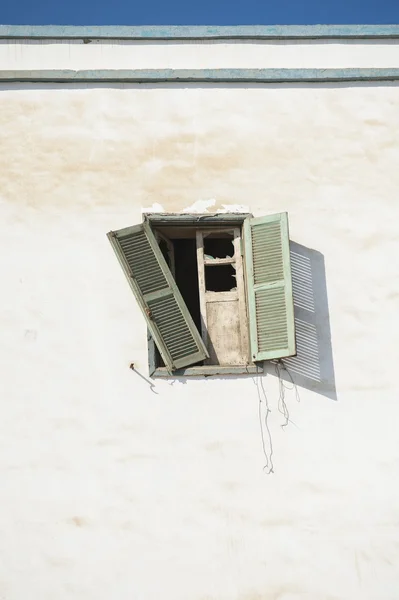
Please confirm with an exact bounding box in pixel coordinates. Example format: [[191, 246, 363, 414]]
[[107, 221, 209, 371], [244, 212, 295, 361]]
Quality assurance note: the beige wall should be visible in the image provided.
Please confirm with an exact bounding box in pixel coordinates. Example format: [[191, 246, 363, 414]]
[[1, 38, 399, 600]]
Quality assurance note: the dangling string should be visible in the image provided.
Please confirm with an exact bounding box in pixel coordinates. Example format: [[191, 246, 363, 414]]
[[275, 360, 300, 429], [275, 361, 289, 429], [253, 375, 274, 474], [281, 360, 301, 404]]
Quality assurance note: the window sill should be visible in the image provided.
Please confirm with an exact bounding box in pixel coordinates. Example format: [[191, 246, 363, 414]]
[[151, 364, 263, 378]]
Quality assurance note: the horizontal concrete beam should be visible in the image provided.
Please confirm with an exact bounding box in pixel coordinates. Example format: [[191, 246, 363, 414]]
[[1, 68, 399, 83], [1, 25, 399, 40]]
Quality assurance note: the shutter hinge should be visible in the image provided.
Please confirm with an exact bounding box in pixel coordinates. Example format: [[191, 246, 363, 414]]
[[145, 308, 153, 319]]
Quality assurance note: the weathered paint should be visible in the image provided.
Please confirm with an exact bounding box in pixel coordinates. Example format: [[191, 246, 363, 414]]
[[244, 212, 296, 361], [1, 24, 399, 39], [108, 222, 209, 370], [153, 364, 263, 376], [2, 67, 399, 82], [1, 36, 399, 600]]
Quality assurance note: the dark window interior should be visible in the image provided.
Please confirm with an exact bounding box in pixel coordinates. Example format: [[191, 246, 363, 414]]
[[154, 237, 202, 368], [205, 264, 236, 292], [158, 238, 172, 269], [204, 236, 234, 259], [154, 231, 237, 368], [173, 239, 201, 332]]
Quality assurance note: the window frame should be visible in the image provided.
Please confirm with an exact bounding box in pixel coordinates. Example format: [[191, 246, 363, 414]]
[[145, 212, 263, 377]]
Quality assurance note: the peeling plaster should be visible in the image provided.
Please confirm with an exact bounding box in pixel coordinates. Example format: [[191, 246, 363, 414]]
[[141, 203, 165, 214], [216, 204, 250, 213], [182, 199, 216, 213]]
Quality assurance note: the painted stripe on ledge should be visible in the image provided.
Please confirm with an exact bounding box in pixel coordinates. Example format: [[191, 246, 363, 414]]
[[1, 68, 399, 83], [1, 25, 399, 40]]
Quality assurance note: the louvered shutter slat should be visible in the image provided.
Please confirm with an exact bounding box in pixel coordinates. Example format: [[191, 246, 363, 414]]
[[244, 212, 295, 361], [108, 222, 209, 371]]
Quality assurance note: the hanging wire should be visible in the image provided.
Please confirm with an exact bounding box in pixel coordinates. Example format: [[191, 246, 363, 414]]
[[275, 361, 289, 429], [275, 360, 300, 429], [129, 364, 158, 394], [280, 360, 301, 404], [253, 375, 274, 474], [253, 362, 301, 473]]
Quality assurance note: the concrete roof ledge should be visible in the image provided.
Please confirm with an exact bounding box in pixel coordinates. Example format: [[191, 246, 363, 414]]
[[1, 24, 399, 40], [1, 68, 399, 83]]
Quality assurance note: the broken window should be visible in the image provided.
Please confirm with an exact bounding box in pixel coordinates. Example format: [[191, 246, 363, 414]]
[[107, 213, 296, 376]]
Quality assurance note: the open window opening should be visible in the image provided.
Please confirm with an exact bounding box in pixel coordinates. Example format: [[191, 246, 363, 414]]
[[173, 239, 201, 331], [203, 232, 237, 292], [205, 264, 236, 292], [107, 212, 296, 377], [152, 225, 249, 369], [153, 237, 202, 368], [204, 235, 234, 259]]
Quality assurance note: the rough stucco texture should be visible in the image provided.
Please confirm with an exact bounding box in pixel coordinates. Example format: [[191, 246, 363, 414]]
[[1, 82, 399, 600]]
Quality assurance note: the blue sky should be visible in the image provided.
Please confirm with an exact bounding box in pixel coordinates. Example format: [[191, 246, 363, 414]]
[[1, 0, 398, 26]]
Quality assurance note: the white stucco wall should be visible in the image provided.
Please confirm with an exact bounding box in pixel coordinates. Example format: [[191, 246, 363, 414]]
[[2, 38, 399, 69], [1, 36, 399, 600]]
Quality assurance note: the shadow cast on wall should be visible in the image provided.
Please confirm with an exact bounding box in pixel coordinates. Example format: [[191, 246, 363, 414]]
[[264, 241, 337, 401]]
